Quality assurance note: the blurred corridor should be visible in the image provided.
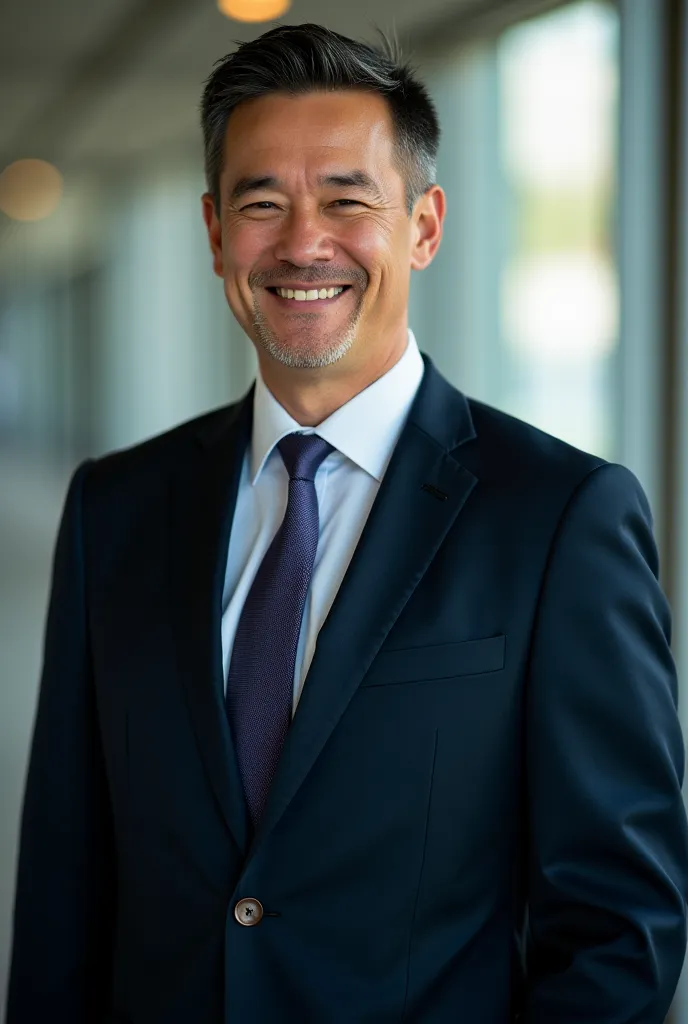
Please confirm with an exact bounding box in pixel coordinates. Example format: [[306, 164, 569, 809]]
[[2, 0, 688, 1018]]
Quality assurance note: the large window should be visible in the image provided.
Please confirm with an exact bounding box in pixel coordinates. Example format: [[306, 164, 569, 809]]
[[414, 0, 620, 462], [497, 2, 619, 458]]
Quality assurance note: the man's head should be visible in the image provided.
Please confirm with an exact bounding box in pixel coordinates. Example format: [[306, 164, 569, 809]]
[[200, 23, 445, 386]]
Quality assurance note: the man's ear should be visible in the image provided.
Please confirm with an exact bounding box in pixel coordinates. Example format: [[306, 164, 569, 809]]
[[410, 185, 446, 271], [201, 193, 224, 277]]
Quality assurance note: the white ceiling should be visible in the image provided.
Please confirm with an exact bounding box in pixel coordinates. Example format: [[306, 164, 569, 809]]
[[0, 0, 489, 172]]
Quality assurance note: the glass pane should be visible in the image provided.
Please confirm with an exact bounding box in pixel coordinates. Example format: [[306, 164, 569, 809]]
[[496, 1, 619, 458]]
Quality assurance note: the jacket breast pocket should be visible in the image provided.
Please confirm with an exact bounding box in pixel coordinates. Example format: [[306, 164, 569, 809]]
[[359, 634, 506, 687]]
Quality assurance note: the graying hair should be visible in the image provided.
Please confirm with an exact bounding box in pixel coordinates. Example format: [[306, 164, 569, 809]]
[[200, 23, 440, 216]]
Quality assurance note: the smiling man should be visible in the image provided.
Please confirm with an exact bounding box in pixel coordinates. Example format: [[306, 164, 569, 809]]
[[6, 22, 688, 1024], [201, 82, 444, 422]]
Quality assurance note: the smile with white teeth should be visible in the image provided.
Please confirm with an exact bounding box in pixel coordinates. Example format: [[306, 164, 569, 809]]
[[273, 286, 346, 301]]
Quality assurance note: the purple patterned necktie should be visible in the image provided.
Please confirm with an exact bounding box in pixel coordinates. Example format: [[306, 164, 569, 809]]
[[226, 432, 335, 827]]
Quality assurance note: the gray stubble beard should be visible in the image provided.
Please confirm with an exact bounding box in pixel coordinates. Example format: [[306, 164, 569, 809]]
[[251, 293, 363, 369]]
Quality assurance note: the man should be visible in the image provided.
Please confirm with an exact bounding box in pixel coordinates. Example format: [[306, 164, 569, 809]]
[[6, 22, 688, 1024]]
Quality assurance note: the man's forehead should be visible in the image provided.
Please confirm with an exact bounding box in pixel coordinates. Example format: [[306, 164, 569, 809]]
[[229, 88, 391, 119], [221, 92, 399, 193], [223, 130, 395, 189], [224, 90, 395, 151]]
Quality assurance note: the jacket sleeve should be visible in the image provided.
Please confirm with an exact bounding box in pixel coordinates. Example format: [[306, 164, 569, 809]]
[[522, 461, 688, 1022], [5, 459, 117, 1023]]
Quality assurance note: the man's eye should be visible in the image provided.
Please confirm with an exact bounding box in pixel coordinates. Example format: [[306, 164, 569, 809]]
[[332, 199, 361, 207], [243, 201, 276, 210]]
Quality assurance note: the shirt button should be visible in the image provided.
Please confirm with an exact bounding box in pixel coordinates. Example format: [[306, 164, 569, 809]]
[[234, 898, 264, 926]]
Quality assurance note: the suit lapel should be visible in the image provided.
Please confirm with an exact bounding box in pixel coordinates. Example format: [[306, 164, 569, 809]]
[[170, 389, 254, 856], [246, 357, 478, 862]]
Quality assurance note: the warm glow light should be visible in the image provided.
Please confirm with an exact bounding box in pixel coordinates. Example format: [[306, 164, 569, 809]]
[[217, 0, 291, 22], [0, 159, 63, 221]]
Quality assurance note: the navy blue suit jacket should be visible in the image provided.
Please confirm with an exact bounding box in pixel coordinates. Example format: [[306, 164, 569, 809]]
[[7, 353, 688, 1023]]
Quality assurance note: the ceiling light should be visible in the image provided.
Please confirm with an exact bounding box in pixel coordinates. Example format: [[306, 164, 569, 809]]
[[217, 0, 292, 23], [0, 159, 63, 222]]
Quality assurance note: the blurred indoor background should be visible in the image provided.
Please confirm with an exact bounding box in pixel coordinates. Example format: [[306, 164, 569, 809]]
[[1, 0, 687, 1018]]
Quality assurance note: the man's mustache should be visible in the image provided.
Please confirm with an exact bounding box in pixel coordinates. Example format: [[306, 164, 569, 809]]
[[249, 266, 368, 290]]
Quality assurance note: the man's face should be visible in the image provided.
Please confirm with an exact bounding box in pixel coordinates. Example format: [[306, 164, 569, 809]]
[[202, 89, 443, 374]]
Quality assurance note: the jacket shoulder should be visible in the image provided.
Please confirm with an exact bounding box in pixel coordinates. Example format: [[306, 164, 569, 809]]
[[107, 400, 241, 460], [458, 396, 652, 547], [463, 395, 608, 487], [82, 398, 245, 500]]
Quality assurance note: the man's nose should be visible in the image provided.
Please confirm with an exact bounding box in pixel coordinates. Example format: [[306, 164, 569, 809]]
[[273, 209, 336, 266]]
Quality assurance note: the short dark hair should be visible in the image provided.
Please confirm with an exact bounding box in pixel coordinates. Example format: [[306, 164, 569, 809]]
[[200, 23, 441, 216]]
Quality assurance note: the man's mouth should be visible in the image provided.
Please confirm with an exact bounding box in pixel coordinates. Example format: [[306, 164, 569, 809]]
[[265, 285, 352, 305]]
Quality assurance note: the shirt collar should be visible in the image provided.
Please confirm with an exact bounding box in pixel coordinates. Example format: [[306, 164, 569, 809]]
[[250, 328, 425, 484]]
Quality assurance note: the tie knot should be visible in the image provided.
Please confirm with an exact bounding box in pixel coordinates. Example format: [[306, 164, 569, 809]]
[[277, 432, 335, 482]]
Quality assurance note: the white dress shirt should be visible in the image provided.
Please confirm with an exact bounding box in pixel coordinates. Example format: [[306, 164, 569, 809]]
[[221, 328, 425, 715]]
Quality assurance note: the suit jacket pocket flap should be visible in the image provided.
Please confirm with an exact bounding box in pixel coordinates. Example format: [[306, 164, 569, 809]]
[[360, 635, 506, 687]]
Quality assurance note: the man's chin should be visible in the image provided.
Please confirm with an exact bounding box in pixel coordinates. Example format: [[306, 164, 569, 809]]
[[255, 328, 356, 370]]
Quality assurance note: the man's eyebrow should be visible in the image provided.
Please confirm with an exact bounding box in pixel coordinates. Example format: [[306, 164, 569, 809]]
[[227, 176, 280, 203], [317, 171, 384, 197], [226, 170, 384, 204]]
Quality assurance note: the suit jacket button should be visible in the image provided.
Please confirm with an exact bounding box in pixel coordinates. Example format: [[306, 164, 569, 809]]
[[234, 898, 264, 926]]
